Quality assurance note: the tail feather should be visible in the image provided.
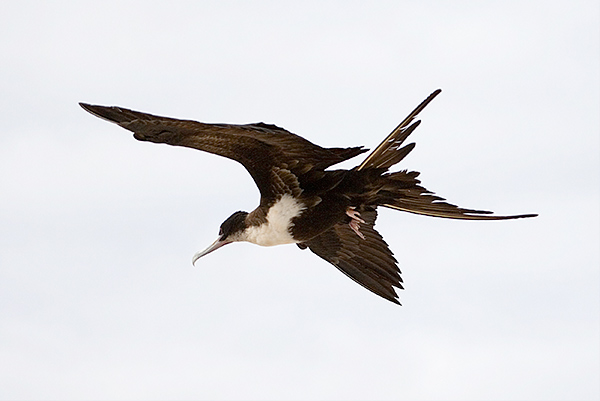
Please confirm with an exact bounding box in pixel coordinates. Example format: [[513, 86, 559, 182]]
[[384, 202, 538, 220], [374, 141, 416, 171], [357, 89, 441, 171], [355, 90, 537, 220], [380, 170, 537, 220]]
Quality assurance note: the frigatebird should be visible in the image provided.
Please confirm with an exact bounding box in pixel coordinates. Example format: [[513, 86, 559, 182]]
[[80, 89, 536, 304]]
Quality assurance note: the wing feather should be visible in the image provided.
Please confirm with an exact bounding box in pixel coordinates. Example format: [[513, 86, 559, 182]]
[[299, 209, 403, 305], [79, 103, 366, 200]]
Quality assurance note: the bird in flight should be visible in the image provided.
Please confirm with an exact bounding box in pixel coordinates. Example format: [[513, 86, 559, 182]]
[[80, 89, 536, 305]]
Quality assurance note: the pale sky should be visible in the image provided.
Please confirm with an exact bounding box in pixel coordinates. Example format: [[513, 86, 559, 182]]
[[1, 1, 598, 400]]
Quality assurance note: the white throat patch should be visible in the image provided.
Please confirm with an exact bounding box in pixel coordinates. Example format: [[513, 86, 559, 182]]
[[244, 194, 305, 246]]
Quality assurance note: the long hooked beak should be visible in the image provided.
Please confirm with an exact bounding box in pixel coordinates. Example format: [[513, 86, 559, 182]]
[[192, 236, 230, 265]]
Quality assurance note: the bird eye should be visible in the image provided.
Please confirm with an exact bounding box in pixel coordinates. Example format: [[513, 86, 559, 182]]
[[219, 228, 223, 236]]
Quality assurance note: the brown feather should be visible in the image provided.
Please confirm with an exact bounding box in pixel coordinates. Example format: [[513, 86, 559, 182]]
[[354, 90, 537, 220], [299, 209, 403, 305], [357, 89, 441, 170], [79, 103, 367, 202], [81, 92, 537, 305]]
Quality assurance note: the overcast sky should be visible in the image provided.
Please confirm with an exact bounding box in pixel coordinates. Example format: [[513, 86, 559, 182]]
[[1, 1, 598, 400]]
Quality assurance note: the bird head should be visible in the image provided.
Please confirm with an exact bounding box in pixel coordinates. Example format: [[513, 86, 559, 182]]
[[192, 211, 249, 265]]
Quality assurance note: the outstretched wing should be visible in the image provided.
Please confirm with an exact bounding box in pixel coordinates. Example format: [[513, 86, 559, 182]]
[[79, 103, 366, 202], [298, 209, 403, 305]]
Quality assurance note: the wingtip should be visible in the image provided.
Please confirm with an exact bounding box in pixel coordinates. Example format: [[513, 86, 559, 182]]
[[78, 102, 129, 125], [79, 102, 101, 117]]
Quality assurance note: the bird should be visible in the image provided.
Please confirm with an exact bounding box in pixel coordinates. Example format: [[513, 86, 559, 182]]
[[79, 89, 537, 305]]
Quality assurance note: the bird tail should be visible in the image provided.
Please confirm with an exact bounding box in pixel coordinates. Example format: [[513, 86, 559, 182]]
[[357, 89, 441, 171], [377, 170, 537, 220], [355, 89, 537, 220]]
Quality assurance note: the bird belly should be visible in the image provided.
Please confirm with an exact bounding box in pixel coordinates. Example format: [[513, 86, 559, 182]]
[[244, 194, 305, 246]]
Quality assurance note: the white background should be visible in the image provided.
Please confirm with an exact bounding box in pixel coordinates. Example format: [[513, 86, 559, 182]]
[[1, 1, 598, 400]]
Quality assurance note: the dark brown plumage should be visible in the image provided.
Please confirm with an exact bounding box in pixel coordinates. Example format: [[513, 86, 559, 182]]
[[298, 208, 401, 303], [80, 89, 537, 305], [79, 103, 366, 204]]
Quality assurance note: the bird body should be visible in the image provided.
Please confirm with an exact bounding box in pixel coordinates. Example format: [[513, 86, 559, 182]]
[[245, 194, 305, 246], [80, 89, 537, 304]]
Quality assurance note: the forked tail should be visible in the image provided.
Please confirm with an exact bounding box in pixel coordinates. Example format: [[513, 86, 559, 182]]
[[358, 89, 441, 171], [357, 89, 537, 220]]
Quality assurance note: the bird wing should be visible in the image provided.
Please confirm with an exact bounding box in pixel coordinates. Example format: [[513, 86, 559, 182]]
[[298, 209, 403, 304], [79, 103, 366, 202]]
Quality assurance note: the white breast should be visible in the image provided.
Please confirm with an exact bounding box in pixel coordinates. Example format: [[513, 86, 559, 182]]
[[244, 194, 305, 246]]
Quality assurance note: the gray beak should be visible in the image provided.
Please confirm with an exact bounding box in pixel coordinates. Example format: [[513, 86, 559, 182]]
[[192, 236, 230, 265]]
